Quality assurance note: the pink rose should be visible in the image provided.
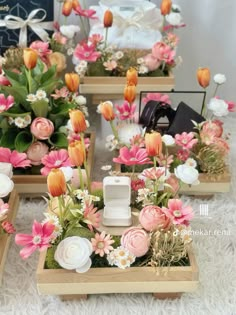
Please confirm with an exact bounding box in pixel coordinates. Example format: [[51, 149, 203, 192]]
[[121, 227, 149, 257], [202, 119, 223, 138], [26, 141, 49, 165], [139, 205, 171, 232], [31, 118, 54, 140], [143, 54, 161, 71], [152, 42, 175, 64]]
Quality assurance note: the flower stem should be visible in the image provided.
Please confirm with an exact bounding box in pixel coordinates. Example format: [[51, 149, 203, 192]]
[[58, 196, 64, 228], [104, 27, 109, 49], [80, 132, 91, 193], [28, 69, 32, 94], [78, 166, 84, 190], [201, 88, 207, 118], [213, 84, 219, 97], [110, 120, 119, 140]]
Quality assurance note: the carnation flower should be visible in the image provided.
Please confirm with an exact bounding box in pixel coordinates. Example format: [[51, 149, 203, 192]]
[[213, 74, 226, 85], [207, 97, 229, 117], [174, 164, 199, 185]]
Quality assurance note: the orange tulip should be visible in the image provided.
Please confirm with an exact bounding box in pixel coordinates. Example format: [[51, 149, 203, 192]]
[[197, 67, 211, 88], [124, 84, 136, 104], [126, 68, 138, 86], [99, 101, 115, 121], [65, 73, 80, 92], [145, 132, 162, 157], [69, 109, 87, 133], [62, 0, 73, 16], [72, 0, 80, 9], [23, 48, 38, 70], [160, 0, 172, 16], [103, 10, 113, 28], [47, 169, 66, 197], [68, 140, 85, 167]]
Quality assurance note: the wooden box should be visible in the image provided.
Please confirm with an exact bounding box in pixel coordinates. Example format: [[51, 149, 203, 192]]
[[13, 131, 96, 196], [36, 245, 199, 299], [0, 189, 19, 285], [114, 163, 231, 196], [80, 74, 175, 104]]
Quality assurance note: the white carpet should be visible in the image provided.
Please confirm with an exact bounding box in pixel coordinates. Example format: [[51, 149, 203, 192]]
[[0, 116, 236, 315]]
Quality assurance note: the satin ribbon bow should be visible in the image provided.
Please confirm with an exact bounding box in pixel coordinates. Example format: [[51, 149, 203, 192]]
[[0, 9, 54, 47]]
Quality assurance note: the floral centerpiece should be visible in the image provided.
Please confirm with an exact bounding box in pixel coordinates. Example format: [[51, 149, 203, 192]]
[[15, 114, 194, 274], [0, 46, 92, 176], [72, 0, 184, 78]]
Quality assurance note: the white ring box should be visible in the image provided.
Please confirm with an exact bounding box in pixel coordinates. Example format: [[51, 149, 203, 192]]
[[102, 176, 132, 226]]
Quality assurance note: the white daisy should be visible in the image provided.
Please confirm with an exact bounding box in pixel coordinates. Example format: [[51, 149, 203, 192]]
[[26, 94, 37, 103], [36, 89, 47, 100], [14, 117, 25, 128]]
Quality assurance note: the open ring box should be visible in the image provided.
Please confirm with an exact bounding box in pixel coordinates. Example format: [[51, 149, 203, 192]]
[[102, 176, 132, 226]]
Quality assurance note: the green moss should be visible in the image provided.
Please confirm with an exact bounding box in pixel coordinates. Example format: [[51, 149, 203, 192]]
[[45, 246, 61, 269], [64, 227, 95, 239], [92, 189, 104, 210]]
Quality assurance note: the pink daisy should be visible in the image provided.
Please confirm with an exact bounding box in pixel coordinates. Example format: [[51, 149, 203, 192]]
[[162, 199, 194, 226], [0, 147, 31, 168], [175, 132, 198, 150], [115, 101, 136, 120], [91, 231, 114, 257], [41, 149, 72, 176], [83, 203, 100, 232], [113, 145, 152, 166]]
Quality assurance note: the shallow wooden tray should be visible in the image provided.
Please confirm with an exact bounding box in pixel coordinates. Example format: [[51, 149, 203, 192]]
[[0, 189, 19, 285]]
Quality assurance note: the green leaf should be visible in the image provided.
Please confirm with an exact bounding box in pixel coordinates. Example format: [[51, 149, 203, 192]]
[[49, 101, 75, 118], [4, 69, 27, 86], [40, 65, 57, 84], [49, 132, 68, 148], [40, 79, 61, 95], [0, 129, 18, 149], [14, 131, 33, 152], [31, 99, 49, 117], [1, 86, 29, 107], [0, 111, 31, 118], [65, 227, 94, 239]]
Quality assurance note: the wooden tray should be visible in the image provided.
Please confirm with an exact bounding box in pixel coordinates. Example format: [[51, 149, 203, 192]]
[[0, 189, 19, 285], [13, 131, 96, 196], [114, 163, 231, 196], [36, 244, 198, 300]]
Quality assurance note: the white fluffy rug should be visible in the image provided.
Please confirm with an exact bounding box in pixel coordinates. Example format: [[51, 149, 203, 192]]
[[0, 117, 236, 315]]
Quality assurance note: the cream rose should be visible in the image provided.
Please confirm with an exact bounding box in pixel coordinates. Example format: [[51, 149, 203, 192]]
[[139, 205, 170, 232], [0, 174, 14, 198], [26, 141, 49, 165], [162, 134, 175, 146], [47, 52, 66, 74], [207, 98, 229, 117], [54, 236, 93, 273], [121, 227, 149, 257], [174, 164, 199, 185], [213, 74, 226, 85], [30, 117, 54, 140]]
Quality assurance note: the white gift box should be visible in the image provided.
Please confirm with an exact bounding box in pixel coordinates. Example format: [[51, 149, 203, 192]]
[[89, 0, 163, 49], [103, 176, 132, 226]]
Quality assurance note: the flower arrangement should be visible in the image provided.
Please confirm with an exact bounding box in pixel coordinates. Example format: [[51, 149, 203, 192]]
[[0, 163, 15, 236], [0, 47, 90, 176], [15, 113, 194, 273], [72, 0, 185, 78]]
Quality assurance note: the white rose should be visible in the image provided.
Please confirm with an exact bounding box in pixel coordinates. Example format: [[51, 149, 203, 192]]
[[74, 95, 87, 106], [162, 134, 175, 146], [213, 74, 226, 85], [207, 98, 229, 117], [185, 158, 197, 168], [60, 166, 73, 182], [174, 164, 199, 185], [0, 174, 14, 197], [60, 25, 80, 39], [118, 123, 142, 145], [0, 162, 13, 178], [54, 236, 93, 273], [166, 12, 183, 26]]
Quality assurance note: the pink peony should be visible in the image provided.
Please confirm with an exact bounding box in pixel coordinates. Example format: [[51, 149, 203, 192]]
[[2, 221, 15, 234], [142, 92, 171, 105], [74, 6, 97, 19], [113, 145, 152, 166], [226, 100, 236, 112], [175, 132, 198, 150], [26, 141, 49, 166], [152, 42, 175, 64], [30, 117, 54, 140], [74, 43, 101, 62], [30, 41, 52, 63], [143, 54, 161, 71], [121, 227, 149, 257], [15, 220, 55, 259], [115, 101, 136, 120], [200, 130, 216, 145], [139, 205, 171, 231], [41, 149, 72, 176], [0, 147, 31, 168], [176, 149, 190, 161], [0, 75, 11, 86], [52, 32, 67, 45], [214, 138, 230, 155], [162, 199, 194, 225], [202, 120, 223, 138], [0, 94, 14, 113]]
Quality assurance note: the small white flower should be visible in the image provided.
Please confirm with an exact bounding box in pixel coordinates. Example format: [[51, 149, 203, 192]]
[[114, 51, 124, 60], [79, 60, 88, 68], [67, 48, 74, 56], [75, 64, 86, 75], [162, 134, 175, 146], [81, 105, 89, 117], [174, 164, 199, 185], [105, 134, 118, 151], [106, 134, 115, 142], [14, 117, 25, 128], [60, 25, 80, 39], [60, 166, 73, 182], [107, 246, 135, 269], [26, 94, 37, 103], [166, 12, 183, 26], [8, 117, 14, 125], [138, 64, 149, 74], [0, 174, 14, 198], [185, 158, 197, 168], [213, 74, 226, 85], [42, 213, 62, 239], [207, 98, 229, 117], [101, 165, 112, 171], [137, 57, 144, 64], [36, 89, 47, 100], [54, 236, 93, 273], [74, 95, 87, 105], [23, 115, 31, 127]]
